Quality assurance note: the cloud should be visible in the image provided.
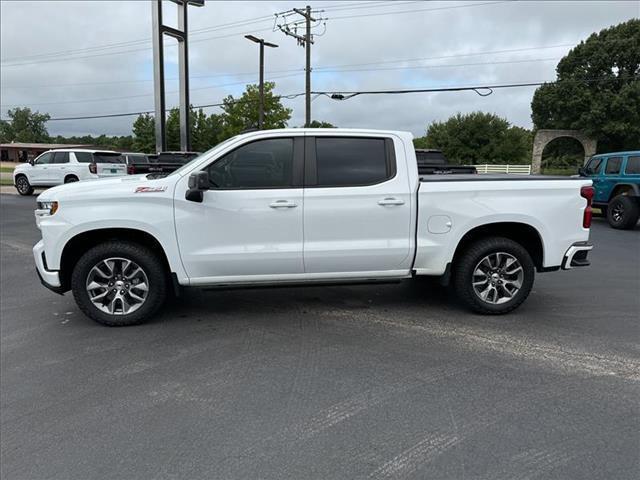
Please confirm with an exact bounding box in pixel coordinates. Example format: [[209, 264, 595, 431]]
[[1, 0, 637, 138]]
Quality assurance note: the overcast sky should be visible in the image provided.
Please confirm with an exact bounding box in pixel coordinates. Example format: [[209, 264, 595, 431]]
[[1, 0, 638, 139]]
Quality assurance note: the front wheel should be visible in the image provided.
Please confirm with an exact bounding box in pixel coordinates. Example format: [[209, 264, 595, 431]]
[[453, 237, 535, 314], [15, 175, 34, 196], [71, 241, 167, 326], [607, 195, 639, 230]]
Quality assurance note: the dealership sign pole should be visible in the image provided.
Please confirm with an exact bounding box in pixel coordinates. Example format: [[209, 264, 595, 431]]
[[152, 0, 204, 153]]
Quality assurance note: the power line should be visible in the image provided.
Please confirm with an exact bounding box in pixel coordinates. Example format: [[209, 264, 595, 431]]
[[29, 76, 637, 122], [1, 0, 509, 67], [1, 56, 563, 107], [2, 42, 577, 90]]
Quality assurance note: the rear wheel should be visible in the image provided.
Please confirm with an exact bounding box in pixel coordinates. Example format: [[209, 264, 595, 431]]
[[453, 237, 535, 314], [15, 175, 34, 196], [607, 195, 639, 230], [71, 241, 167, 326]]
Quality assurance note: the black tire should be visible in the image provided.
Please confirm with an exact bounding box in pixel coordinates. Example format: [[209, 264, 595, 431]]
[[64, 175, 79, 184], [452, 237, 535, 315], [14, 175, 34, 196], [71, 241, 167, 326], [606, 195, 639, 230]]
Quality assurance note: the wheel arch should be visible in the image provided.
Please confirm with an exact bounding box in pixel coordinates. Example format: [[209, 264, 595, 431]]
[[59, 228, 172, 291], [64, 174, 79, 183], [451, 222, 544, 271], [609, 183, 640, 201]]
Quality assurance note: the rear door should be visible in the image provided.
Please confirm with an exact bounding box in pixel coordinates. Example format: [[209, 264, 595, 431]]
[[50, 151, 70, 184], [93, 152, 127, 177], [302, 135, 413, 275]]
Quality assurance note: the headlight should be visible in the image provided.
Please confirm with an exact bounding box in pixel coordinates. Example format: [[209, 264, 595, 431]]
[[36, 201, 59, 216]]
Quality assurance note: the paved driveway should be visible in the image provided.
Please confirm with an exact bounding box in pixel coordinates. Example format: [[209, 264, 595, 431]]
[[1, 194, 638, 479]]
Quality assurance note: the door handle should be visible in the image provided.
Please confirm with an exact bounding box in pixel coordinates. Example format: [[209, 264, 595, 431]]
[[269, 200, 298, 208], [378, 197, 405, 206]]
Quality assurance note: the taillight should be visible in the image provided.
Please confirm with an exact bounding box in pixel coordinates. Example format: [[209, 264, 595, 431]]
[[581, 185, 594, 228], [89, 163, 97, 174], [127, 165, 136, 175]]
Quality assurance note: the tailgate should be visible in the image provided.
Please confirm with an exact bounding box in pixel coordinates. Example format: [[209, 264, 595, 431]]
[[96, 163, 127, 177]]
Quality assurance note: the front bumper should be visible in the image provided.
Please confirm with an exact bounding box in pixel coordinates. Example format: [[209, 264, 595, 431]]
[[561, 241, 593, 270], [33, 240, 65, 294]]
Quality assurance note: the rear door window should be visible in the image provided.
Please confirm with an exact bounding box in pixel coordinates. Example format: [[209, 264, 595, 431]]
[[314, 137, 392, 187], [624, 156, 640, 174], [53, 152, 70, 164], [605, 157, 622, 175]]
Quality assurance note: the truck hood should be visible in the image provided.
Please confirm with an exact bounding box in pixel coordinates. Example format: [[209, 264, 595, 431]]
[[37, 174, 176, 202]]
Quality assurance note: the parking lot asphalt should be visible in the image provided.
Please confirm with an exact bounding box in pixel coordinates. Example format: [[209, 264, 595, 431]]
[[1, 193, 638, 480]]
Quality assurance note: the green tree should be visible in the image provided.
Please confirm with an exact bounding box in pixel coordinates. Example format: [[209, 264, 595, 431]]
[[132, 113, 156, 153], [531, 19, 640, 152], [0, 107, 50, 143], [308, 120, 336, 128], [415, 112, 532, 164], [220, 82, 291, 138]]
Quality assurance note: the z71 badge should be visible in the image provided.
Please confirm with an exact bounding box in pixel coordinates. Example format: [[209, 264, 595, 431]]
[[135, 186, 167, 193]]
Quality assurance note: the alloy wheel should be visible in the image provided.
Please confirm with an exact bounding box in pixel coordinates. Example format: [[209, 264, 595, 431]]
[[86, 257, 149, 315], [472, 252, 524, 304]]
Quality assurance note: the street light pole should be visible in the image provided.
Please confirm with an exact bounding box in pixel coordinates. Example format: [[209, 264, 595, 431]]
[[245, 35, 278, 130]]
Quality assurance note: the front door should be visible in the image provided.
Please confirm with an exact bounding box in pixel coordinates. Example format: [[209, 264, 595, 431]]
[[30, 151, 54, 185], [302, 135, 413, 275], [175, 136, 305, 282], [601, 156, 623, 201]]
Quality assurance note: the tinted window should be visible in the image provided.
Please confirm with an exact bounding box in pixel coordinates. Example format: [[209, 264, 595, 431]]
[[625, 156, 640, 174], [53, 152, 69, 164], [74, 152, 93, 163], [206, 138, 293, 189], [316, 137, 389, 186], [127, 154, 149, 164], [585, 157, 603, 174], [94, 153, 124, 164], [605, 157, 622, 175], [35, 152, 53, 165]]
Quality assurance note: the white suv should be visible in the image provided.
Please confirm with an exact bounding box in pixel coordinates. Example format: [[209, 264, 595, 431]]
[[13, 149, 127, 196]]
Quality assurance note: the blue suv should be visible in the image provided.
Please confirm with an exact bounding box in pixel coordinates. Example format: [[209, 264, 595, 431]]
[[579, 151, 640, 229]]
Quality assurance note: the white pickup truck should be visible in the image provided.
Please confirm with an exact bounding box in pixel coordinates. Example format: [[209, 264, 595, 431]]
[[33, 129, 594, 326]]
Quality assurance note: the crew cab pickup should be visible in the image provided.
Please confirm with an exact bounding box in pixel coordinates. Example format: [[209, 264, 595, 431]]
[[33, 129, 594, 326]]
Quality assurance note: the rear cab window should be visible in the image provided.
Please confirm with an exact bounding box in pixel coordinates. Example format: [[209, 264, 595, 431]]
[[310, 136, 396, 187], [604, 157, 622, 175]]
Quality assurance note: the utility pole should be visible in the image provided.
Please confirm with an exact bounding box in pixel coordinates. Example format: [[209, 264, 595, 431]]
[[276, 5, 325, 128], [151, 0, 204, 153], [245, 35, 278, 129]]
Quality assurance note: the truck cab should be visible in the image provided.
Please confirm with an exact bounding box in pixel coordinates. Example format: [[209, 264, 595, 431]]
[[580, 151, 640, 229]]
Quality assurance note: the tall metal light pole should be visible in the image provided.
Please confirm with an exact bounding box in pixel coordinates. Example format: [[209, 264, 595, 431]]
[[152, 0, 204, 153], [244, 35, 278, 130]]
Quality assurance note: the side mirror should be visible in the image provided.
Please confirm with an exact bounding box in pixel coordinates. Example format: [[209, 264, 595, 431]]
[[28, 159, 34, 166], [185, 170, 210, 203], [578, 167, 587, 177]]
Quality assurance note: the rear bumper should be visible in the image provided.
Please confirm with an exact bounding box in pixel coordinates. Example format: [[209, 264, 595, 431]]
[[33, 240, 65, 294], [561, 242, 593, 270]]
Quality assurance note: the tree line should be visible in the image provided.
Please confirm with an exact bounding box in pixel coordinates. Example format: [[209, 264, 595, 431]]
[[1, 19, 637, 169]]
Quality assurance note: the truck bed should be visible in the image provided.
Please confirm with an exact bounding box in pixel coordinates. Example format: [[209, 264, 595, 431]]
[[419, 174, 576, 182]]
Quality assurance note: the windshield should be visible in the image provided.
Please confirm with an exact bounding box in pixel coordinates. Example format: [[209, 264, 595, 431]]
[[166, 136, 239, 177]]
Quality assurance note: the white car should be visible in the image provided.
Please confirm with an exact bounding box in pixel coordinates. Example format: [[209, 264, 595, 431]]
[[32, 129, 594, 326], [13, 149, 127, 195]]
